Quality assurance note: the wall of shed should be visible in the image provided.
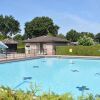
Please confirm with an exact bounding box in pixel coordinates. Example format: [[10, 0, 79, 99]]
[[25, 43, 54, 55], [25, 42, 67, 55]]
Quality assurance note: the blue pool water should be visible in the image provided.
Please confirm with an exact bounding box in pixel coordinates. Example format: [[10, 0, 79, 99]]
[[0, 57, 100, 97]]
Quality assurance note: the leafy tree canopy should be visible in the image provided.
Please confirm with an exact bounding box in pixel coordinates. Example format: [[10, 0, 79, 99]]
[[95, 33, 100, 43], [0, 15, 20, 36], [66, 29, 80, 42], [57, 33, 66, 39], [24, 16, 59, 39], [80, 32, 94, 39], [66, 30, 95, 42], [0, 34, 7, 40], [13, 34, 24, 41]]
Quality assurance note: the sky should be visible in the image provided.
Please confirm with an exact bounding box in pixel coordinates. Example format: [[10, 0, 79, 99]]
[[0, 0, 100, 35]]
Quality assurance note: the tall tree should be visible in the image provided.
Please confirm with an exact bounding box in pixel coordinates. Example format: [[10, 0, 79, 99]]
[[80, 32, 94, 39], [95, 33, 100, 43], [0, 15, 20, 36], [57, 33, 66, 39], [13, 34, 24, 41], [0, 34, 7, 40], [24, 16, 59, 39], [66, 29, 80, 42]]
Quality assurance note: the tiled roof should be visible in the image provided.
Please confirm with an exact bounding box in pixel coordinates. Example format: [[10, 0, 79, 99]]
[[2, 38, 18, 44], [24, 35, 68, 43]]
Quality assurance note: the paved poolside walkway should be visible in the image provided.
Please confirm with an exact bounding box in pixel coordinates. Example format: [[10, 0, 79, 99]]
[[0, 53, 35, 61], [0, 54, 100, 62]]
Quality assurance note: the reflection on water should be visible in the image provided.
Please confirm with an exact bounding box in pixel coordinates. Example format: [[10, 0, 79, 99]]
[[69, 59, 75, 64]]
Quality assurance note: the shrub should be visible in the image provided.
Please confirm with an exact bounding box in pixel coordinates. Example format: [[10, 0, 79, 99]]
[[0, 85, 99, 100], [78, 36, 94, 46]]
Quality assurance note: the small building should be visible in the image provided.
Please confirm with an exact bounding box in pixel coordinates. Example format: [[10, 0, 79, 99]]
[[24, 35, 68, 55], [2, 38, 18, 52], [70, 42, 78, 45]]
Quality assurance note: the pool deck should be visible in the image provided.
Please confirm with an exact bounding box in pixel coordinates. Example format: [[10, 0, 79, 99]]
[[0, 53, 100, 63], [45, 55, 100, 58], [0, 53, 35, 62]]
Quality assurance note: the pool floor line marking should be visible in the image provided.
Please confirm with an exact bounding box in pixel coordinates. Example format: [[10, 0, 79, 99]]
[[95, 73, 100, 76], [71, 69, 79, 72], [33, 66, 39, 68], [14, 81, 30, 89], [23, 77, 32, 80]]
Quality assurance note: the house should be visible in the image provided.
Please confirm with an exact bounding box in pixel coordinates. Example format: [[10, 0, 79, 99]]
[[24, 35, 68, 55], [2, 38, 18, 52]]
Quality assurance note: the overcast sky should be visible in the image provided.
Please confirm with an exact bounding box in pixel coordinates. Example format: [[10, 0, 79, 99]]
[[0, 0, 100, 35]]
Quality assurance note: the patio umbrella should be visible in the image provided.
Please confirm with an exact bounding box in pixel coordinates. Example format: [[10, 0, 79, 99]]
[[0, 41, 8, 49]]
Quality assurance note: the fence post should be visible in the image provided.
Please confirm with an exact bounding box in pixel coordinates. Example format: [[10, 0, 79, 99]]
[[6, 49, 7, 60]]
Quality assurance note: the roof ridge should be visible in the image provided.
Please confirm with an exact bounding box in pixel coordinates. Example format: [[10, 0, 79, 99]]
[[24, 35, 68, 43]]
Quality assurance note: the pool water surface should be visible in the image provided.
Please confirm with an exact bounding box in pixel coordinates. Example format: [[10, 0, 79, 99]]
[[0, 57, 100, 97]]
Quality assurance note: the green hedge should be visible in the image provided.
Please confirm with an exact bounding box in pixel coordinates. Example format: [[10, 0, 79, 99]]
[[56, 45, 100, 56]]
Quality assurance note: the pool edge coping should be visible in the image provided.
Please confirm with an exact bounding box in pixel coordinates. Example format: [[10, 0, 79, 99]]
[[0, 55, 100, 64]]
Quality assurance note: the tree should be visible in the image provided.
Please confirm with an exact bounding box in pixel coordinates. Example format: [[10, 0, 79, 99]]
[[57, 33, 66, 39], [0, 15, 20, 36], [13, 34, 24, 41], [66, 29, 80, 42], [78, 35, 94, 46], [0, 34, 7, 40], [95, 33, 100, 43], [24, 16, 59, 39], [80, 32, 94, 39]]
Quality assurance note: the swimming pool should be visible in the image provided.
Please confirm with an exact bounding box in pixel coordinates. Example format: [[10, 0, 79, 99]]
[[0, 57, 100, 97]]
